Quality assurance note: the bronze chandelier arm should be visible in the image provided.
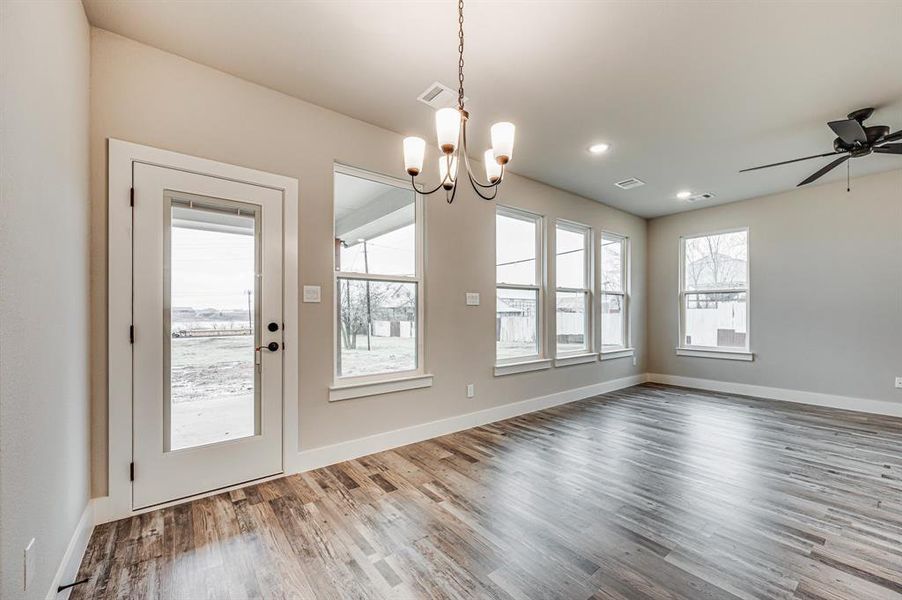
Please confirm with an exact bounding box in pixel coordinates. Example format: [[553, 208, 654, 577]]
[[460, 120, 505, 189], [412, 176, 447, 196], [466, 170, 500, 200], [446, 176, 461, 204]]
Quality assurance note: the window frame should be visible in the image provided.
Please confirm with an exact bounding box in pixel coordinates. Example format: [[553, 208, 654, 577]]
[[554, 219, 593, 357], [332, 163, 425, 386], [599, 231, 630, 353], [677, 227, 750, 353], [495, 205, 545, 366]]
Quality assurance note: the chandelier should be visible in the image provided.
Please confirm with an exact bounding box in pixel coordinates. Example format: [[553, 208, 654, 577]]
[[401, 0, 515, 203]]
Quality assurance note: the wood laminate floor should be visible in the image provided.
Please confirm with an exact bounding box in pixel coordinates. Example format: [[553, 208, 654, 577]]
[[73, 384, 902, 599]]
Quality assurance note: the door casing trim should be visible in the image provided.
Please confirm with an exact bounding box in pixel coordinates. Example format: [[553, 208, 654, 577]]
[[99, 138, 299, 523]]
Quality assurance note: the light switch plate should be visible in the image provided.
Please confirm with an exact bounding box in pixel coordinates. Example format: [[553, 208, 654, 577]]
[[465, 292, 480, 306], [303, 285, 321, 303], [895, 376, 902, 389]]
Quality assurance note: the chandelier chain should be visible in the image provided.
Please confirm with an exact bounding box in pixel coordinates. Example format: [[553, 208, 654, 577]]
[[457, 0, 465, 109]]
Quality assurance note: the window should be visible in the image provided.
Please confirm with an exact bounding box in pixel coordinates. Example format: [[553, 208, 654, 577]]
[[555, 221, 591, 356], [600, 233, 629, 351], [334, 165, 423, 382], [679, 229, 749, 351], [496, 207, 543, 363]]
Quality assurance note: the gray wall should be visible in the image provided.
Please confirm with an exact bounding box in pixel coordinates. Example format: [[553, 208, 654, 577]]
[[0, 1, 92, 598], [89, 29, 647, 497], [648, 168, 902, 404]]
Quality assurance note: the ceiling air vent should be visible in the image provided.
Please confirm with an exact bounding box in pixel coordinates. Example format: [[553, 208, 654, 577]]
[[417, 82, 467, 110], [686, 192, 716, 203], [614, 178, 645, 190]]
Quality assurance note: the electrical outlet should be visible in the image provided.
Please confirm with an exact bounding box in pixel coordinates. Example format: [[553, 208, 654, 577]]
[[895, 377, 902, 389], [466, 383, 475, 398], [24, 538, 35, 591]]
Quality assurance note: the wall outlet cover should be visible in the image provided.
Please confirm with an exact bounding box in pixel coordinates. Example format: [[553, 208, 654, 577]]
[[302, 285, 321, 303], [466, 383, 475, 398], [465, 292, 480, 306]]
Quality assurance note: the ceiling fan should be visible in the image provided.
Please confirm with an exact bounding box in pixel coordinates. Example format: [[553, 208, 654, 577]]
[[740, 108, 902, 187]]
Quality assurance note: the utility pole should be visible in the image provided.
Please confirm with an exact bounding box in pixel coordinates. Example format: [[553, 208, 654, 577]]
[[246, 289, 252, 331], [362, 240, 372, 351]]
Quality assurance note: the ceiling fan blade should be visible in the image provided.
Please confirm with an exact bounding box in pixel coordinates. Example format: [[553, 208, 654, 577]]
[[874, 143, 902, 155], [739, 151, 843, 173], [828, 119, 868, 145], [797, 155, 850, 187], [882, 130, 902, 143]]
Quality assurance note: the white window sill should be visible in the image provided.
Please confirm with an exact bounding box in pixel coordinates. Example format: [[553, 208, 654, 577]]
[[494, 359, 552, 377], [329, 374, 434, 402], [599, 348, 635, 361], [554, 353, 597, 367], [675, 347, 754, 362]]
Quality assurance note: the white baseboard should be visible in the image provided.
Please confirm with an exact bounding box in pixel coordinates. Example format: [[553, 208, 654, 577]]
[[647, 373, 902, 418], [92, 374, 646, 524], [47, 502, 94, 599], [291, 374, 647, 473]]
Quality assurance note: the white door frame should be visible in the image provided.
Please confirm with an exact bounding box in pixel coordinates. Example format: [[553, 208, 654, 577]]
[[99, 139, 298, 523]]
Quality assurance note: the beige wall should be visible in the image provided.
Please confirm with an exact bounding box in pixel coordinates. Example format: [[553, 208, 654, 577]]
[[648, 168, 902, 403], [0, 1, 91, 598], [89, 29, 647, 497]]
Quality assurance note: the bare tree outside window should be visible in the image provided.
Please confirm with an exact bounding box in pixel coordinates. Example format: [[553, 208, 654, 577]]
[[681, 230, 749, 349], [334, 167, 422, 379]]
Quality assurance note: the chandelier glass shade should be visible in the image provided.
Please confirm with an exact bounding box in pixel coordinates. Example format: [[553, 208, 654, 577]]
[[402, 0, 515, 202]]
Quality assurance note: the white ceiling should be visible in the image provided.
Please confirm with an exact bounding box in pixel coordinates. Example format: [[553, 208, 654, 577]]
[[82, 0, 902, 218]]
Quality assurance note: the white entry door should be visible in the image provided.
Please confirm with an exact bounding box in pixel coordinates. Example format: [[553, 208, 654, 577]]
[[132, 164, 283, 509]]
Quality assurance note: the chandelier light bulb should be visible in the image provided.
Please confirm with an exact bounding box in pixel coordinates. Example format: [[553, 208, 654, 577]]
[[403, 137, 426, 176], [435, 108, 461, 154], [484, 149, 502, 183], [491, 122, 515, 164], [439, 155, 458, 190]]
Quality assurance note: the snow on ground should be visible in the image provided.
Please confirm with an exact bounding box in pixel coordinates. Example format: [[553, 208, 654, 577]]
[[339, 335, 416, 377], [168, 335, 591, 449], [170, 335, 254, 449]]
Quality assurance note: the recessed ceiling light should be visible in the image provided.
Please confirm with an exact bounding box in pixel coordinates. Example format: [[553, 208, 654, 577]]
[[588, 143, 610, 154], [676, 190, 692, 200]]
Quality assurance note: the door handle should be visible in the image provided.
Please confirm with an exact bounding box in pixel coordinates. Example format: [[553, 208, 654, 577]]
[[255, 342, 280, 353]]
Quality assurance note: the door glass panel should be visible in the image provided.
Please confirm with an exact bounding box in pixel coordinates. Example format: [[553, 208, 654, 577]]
[[167, 197, 259, 451]]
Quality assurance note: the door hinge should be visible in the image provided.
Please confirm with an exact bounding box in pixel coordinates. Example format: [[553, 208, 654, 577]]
[[129, 462, 135, 482], [129, 187, 134, 207], [129, 325, 134, 344]]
